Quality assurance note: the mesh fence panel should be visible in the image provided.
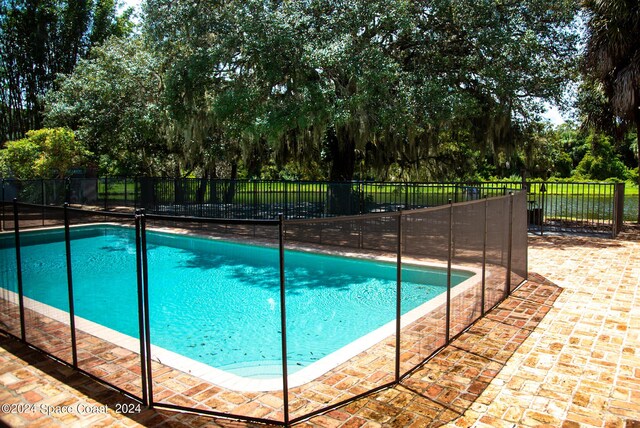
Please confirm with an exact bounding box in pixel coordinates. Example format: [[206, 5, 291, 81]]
[[68, 178, 100, 207], [2, 180, 43, 204], [67, 209, 143, 399], [399, 206, 450, 376], [18, 205, 71, 363], [449, 200, 486, 339], [0, 202, 20, 337], [283, 214, 398, 420], [484, 198, 510, 312], [144, 216, 285, 423], [284, 212, 398, 253], [42, 180, 67, 206], [1, 201, 12, 231], [510, 192, 528, 291]]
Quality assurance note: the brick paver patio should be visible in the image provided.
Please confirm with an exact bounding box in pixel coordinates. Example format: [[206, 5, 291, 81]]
[[1, 231, 639, 427]]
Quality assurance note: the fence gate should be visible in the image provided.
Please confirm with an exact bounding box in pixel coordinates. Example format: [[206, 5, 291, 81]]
[[525, 181, 623, 237]]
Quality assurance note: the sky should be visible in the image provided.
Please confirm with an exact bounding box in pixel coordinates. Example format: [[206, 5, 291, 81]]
[[122, 0, 142, 11], [542, 106, 566, 125]]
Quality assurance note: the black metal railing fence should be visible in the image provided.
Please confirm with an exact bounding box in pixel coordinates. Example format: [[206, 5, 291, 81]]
[[1, 177, 630, 236], [0, 191, 526, 425]]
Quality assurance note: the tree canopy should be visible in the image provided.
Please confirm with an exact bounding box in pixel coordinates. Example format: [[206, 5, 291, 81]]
[[581, 0, 640, 219], [45, 36, 171, 176], [141, 0, 580, 180], [16, 0, 640, 184], [0, 0, 134, 142]]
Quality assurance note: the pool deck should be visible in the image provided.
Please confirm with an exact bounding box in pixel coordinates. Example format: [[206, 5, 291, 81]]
[[1, 230, 640, 427]]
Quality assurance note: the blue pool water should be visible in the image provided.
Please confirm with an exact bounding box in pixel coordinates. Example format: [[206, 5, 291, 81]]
[[0, 225, 472, 379]]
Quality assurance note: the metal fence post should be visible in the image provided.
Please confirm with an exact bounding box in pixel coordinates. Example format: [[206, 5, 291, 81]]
[[278, 214, 290, 426], [63, 203, 78, 367], [506, 193, 513, 297], [613, 182, 625, 238], [104, 177, 109, 210], [253, 181, 258, 218], [140, 209, 154, 407], [134, 178, 138, 209], [65, 177, 71, 203], [134, 211, 149, 406], [445, 199, 452, 344], [41, 179, 45, 226], [540, 183, 547, 236], [284, 181, 289, 219], [13, 199, 26, 342], [404, 182, 409, 209], [395, 211, 402, 381], [1, 179, 4, 231], [481, 196, 488, 316]]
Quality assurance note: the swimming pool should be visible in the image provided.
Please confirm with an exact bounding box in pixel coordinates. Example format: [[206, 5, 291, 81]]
[[0, 225, 475, 390]]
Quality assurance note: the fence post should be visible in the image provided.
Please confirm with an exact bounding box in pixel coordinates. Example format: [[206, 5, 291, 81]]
[[540, 183, 547, 236], [506, 193, 513, 297], [613, 183, 625, 238], [445, 199, 452, 344], [152, 178, 157, 213], [395, 210, 402, 381], [1, 179, 4, 231], [404, 182, 409, 210], [63, 203, 78, 367], [134, 178, 138, 209], [253, 181, 258, 218], [278, 214, 290, 426], [139, 209, 153, 407], [41, 179, 45, 226], [284, 181, 289, 219], [481, 196, 488, 316], [13, 199, 26, 342], [135, 211, 149, 406]]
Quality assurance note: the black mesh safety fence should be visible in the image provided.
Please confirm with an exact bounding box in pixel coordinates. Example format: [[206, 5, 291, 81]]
[[16, 204, 70, 363], [66, 207, 144, 399], [484, 197, 511, 312], [449, 200, 487, 340], [143, 213, 286, 424], [0, 201, 20, 338], [510, 192, 528, 291], [0, 192, 528, 426], [282, 212, 399, 421], [399, 206, 450, 376], [67, 178, 99, 207]]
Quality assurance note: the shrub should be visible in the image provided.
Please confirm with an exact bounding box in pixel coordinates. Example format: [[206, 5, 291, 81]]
[[0, 128, 92, 179]]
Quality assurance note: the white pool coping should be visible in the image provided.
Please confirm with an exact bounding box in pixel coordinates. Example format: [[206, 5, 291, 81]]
[[1, 224, 486, 392]]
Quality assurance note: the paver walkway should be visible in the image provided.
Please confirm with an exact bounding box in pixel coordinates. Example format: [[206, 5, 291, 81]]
[[1, 232, 639, 427]]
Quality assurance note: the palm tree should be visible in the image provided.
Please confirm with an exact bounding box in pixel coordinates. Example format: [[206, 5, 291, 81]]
[[583, 0, 640, 222]]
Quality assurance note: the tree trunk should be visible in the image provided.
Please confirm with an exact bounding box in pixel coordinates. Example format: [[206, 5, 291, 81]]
[[327, 126, 356, 181], [327, 126, 357, 215], [195, 171, 208, 204], [224, 162, 238, 204]]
